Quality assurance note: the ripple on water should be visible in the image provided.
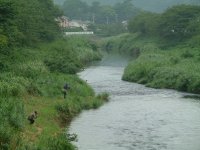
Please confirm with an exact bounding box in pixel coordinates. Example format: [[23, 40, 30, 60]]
[[70, 66, 200, 150]]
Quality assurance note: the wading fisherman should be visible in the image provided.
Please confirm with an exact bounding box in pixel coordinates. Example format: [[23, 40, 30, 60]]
[[62, 83, 70, 99], [28, 111, 38, 124]]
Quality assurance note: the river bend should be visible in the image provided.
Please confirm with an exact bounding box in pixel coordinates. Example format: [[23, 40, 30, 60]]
[[69, 58, 200, 150]]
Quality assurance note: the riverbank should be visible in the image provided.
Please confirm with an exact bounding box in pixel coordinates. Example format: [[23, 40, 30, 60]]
[[0, 37, 108, 149], [103, 33, 200, 94], [69, 62, 200, 150]]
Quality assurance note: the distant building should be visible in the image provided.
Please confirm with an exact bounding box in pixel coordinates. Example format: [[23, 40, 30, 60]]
[[122, 20, 128, 26], [56, 16, 90, 31], [55, 16, 70, 28], [69, 20, 88, 31]]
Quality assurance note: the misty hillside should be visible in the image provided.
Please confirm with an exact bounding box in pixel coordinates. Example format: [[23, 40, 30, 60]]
[[132, 0, 199, 12], [54, 0, 199, 12]]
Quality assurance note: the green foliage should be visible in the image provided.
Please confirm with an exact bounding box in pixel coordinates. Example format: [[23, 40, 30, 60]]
[[62, 0, 89, 20], [0, 0, 105, 149], [0, 73, 29, 97], [62, 0, 140, 24], [14, 61, 49, 79], [102, 33, 158, 57], [0, 97, 25, 148], [80, 0, 200, 12], [16, 133, 75, 150], [0, 0, 61, 48], [158, 5, 200, 43], [114, 0, 140, 21], [0, 34, 104, 149], [122, 34, 200, 94], [96, 92, 109, 102], [14, 0, 61, 45], [64, 27, 83, 32], [56, 92, 109, 123], [0, 0, 20, 49], [93, 23, 127, 37], [128, 5, 200, 45], [0, 35, 8, 48], [128, 12, 160, 35], [46, 134, 75, 150], [44, 38, 101, 74]]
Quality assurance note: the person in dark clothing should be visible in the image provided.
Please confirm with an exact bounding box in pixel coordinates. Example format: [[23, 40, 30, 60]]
[[62, 83, 70, 99], [28, 111, 38, 124]]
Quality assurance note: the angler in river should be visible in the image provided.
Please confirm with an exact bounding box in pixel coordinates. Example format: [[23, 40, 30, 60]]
[[69, 55, 200, 150]]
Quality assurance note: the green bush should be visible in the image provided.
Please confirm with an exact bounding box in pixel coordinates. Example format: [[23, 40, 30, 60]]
[[123, 43, 200, 94], [56, 93, 109, 123], [0, 97, 25, 148], [147, 67, 182, 89], [0, 80, 25, 97], [43, 39, 101, 74], [0, 36, 103, 149], [46, 133, 75, 150], [0, 72, 44, 97], [14, 61, 49, 79]]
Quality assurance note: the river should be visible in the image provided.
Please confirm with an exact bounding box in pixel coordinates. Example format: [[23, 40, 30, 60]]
[[69, 55, 200, 150]]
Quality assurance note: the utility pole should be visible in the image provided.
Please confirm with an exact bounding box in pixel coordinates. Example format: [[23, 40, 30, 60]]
[[106, 16, 109, 24], [92, 14, 95, 24]]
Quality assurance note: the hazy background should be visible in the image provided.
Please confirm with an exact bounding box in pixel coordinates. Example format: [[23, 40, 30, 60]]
[[54, 0, 200, 12]]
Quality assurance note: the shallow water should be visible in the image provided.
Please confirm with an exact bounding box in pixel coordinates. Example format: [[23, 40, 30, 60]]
[[69, 57, 200, 150]]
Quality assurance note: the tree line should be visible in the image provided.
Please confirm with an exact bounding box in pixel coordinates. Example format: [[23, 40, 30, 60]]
[[128, 5, 200, 45], [0, 0, 61, 49], [62, 0, 140, 24]]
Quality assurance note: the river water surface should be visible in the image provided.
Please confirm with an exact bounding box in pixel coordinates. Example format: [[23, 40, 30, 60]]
[[69, 56, 200, 150]]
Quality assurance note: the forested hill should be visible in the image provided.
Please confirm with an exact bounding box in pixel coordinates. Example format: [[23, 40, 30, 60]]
[[54, 0, 200, 12], [132, 0, 200, 12]]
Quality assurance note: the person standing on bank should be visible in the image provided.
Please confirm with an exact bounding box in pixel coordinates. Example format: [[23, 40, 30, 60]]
[[62, 83, 70, 99]]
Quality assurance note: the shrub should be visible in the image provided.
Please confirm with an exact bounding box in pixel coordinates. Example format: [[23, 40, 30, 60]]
[[14, 61, 49, 79], [47, 133, 75, 150], [0, 97, 25, 148], [43, 39, 101, 74], [0, 81, 25, 97]]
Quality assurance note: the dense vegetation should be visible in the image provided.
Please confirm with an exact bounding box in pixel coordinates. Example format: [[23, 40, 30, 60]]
[[0, 0, 107, 149], [62, 0, 140, 23], [60, 0, 139, 36], [104, 5, 200, 94]]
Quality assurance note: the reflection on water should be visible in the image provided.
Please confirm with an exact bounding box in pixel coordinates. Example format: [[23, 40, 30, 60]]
[[69, 58, 200, 150]]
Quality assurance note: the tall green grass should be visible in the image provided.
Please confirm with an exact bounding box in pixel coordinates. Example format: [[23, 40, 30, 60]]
[[121, 34, 200, 94], [0, 37, 105, 149], [0, 97, 25, 149], [43, 38, 102, 74], [56, 93, 109, 124]]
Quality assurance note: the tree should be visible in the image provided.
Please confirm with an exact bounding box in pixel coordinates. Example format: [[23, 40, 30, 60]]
[[14, 0, 61, 45], [90, 1, 101, 23], [114, 0, 139, 21], [99, 5, 116, 24], [0, 0, 19, 48], [62, 0, 89, 20], [128, 12, 160, 36], [158, 5, 200, 42]]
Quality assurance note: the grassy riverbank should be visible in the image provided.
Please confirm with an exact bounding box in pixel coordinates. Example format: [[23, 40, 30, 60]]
[[0, 1, 109, 149], [102, 5, 200, 94], [103, 33, 200, 94], [0, 37, 109, 149]]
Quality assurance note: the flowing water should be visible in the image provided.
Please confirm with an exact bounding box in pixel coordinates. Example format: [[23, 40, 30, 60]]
[[69, 55, 200, 150]]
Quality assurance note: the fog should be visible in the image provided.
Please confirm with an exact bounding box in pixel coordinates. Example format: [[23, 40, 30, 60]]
[[54, 0, 199, 12]]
